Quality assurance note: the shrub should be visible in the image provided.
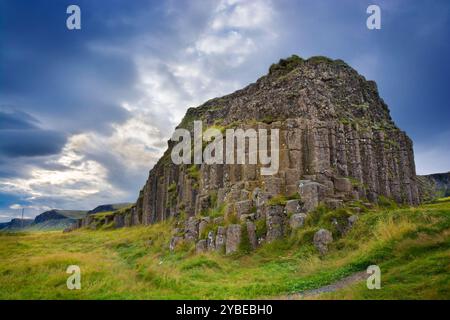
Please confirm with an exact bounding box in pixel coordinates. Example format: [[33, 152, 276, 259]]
[[267, 193, 300, 206], [187, 165, 200, 181], [204, 203, 226, 218], [267, 195, 288, 206], [225, 212, 239, 225], [269, 55, 304, 75], [304, 204, 328, 227], [307, 56, 334, 64], [167, 183, 176, 193], [255, 219, 267, 239], [378, 195, 398, 209]]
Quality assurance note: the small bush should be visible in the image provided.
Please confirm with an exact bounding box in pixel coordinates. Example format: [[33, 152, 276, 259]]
[[210, 191, 218, 208], [267, 193, 300, 206], [204, 203, 226, 218], [305, 204, 329, 227], [167, 183, 176, 193], [225, 212, 239, 225], [269, 55, 304, 75], [307, 56, 334, 64], [267, 195, 288, 206], [255, 219, 267, 239], [378, 195, 398, 209], [187, 165, 200, 181]]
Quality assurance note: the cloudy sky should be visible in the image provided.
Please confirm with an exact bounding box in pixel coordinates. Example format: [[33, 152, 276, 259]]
[[1, 0, 449, 221]]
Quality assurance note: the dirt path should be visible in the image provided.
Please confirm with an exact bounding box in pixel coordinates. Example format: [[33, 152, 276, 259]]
[[284, 271, 367, 299]]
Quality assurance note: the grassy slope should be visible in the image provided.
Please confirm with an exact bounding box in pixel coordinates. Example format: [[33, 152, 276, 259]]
[[52, 210, 87, 220], [0, 199, 449, 300]]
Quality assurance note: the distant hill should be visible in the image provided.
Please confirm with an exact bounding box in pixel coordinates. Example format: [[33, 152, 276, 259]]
[[30, 209, 88, 231], [87, 203, 133, 215], [34, 209, 87, 224], [0, 209, 87, 232], [0, 218, 34, 231], [0, 204, 134, 232]]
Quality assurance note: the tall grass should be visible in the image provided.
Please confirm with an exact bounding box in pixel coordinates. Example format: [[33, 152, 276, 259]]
[[0, 200, 449, 299]]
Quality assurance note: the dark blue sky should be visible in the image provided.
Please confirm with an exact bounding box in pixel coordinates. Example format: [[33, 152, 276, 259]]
[[0, 0, 449, 221]]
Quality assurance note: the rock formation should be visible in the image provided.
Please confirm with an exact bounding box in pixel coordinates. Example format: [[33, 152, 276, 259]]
[[75, 55, 421, 253], [134, 55, 420, 225]]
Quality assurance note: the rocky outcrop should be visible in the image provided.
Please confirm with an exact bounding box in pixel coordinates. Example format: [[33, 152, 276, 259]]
[[266, 206, 287, 242], [313, 229, 333, 255], [225, 224, 242, 254], [290, 213, 307, 229], [130, 55, 419, 229], [417, 172, 450, 201]]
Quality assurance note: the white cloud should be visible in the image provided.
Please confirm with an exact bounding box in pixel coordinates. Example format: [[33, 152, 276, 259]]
[[187, 0, 277, 68], [0, 0, 279, 219], [212, 0, 274, 31], [194, 31, 256, 56], [0, 135, 118, 209]]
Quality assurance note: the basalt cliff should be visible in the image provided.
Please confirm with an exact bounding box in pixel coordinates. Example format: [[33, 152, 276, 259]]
[[76, 55, 420, 253]]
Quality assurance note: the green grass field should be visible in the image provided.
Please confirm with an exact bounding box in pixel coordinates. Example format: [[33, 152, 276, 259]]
[[0, 199, 449, 300]]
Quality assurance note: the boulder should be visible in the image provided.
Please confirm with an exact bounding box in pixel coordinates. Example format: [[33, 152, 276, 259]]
[[263, 177, 283, 195], [324, 199, 343, 210], [195, 194, 211, 215], [198, 219, 210, 238], [207, 231, 216, 251], [235, 200, 253, 218], [225, 224, 241, 254], [169, 236, 183, 251], [184, 217, 199, 242], [313, 229, 333, 255], [196, 239, 207, 254], [266, 205, 287, 242], [285, 199, 301, 214], [348, 215, 359, 229], [298, 180, 321, 212], [289, 213, 307, 229], [246, 221, 258, 250], [240, 213, 256, 223], [215, 226, 226, 252], [334, 177, 352, 193]]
